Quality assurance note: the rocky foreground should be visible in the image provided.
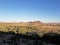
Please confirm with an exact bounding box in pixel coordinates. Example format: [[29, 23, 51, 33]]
[[0, 31, 60, 45]]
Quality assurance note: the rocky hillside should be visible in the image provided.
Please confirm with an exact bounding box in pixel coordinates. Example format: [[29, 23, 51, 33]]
[[0, 31, 60, 45]]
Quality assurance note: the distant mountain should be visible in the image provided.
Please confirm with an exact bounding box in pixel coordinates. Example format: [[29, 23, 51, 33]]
[[28, 21, 42, 23]]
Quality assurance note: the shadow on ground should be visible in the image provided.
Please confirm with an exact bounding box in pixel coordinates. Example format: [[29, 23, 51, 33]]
[[0, 31, 60, 45]]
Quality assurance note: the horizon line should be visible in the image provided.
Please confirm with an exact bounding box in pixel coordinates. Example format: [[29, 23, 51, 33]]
[[0, 21, 60, 23]]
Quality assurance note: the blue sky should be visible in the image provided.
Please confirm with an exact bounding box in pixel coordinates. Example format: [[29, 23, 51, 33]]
[[0, 0, 60, 22]]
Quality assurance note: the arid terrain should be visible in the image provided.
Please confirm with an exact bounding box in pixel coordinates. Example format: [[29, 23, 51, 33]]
[[0, 21, 60, 36], [0, 21, 60, 45]]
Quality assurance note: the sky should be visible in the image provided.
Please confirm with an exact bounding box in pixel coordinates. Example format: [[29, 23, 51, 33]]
[[0, 0, 60, 22]]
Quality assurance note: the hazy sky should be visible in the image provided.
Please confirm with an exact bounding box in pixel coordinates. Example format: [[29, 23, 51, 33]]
[[0, 0, 60, 22]]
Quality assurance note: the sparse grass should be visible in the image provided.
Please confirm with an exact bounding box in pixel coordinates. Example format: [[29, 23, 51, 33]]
[[0, 22, 60, 36]]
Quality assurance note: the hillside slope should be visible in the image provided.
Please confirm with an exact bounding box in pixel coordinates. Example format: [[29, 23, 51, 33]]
[[0, 21, 60, 36]]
